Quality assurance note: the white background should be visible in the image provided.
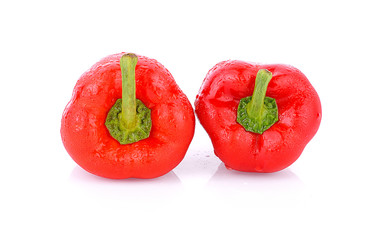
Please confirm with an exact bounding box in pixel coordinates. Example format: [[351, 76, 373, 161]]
[[1, 0, 375, 239]]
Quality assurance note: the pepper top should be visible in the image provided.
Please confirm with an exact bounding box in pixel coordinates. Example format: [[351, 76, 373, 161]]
[[237, 69, 278, 134], [105, 53, 152, 144]]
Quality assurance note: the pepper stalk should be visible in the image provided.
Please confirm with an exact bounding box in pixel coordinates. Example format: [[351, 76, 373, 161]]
[[237, 69, 278, 134], [105, 53, 152, 144], [120, 53, 138, 129]]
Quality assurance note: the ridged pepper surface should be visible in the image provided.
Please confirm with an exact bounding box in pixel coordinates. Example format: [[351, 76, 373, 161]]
[[61, 53, 195, 179], [195, 60, 321, 172]]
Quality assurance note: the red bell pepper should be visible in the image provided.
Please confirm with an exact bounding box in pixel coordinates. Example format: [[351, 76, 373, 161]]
[[61, 53, 195, 179], [195, 60, 321, 173]]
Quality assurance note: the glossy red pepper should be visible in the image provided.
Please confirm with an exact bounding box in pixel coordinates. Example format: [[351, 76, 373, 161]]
[[61, 53, 195, 179], [195, 60, 321, 173]]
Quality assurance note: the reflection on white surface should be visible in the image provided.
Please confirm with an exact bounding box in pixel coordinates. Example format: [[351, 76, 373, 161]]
[[69, 166, 183, 206], [207, 163, 306, 208]]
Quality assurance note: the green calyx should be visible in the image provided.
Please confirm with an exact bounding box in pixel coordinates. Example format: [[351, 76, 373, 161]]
[[237, 69, 278, 134], [105, 99, 151, 144], [105, 53, 152, 144]]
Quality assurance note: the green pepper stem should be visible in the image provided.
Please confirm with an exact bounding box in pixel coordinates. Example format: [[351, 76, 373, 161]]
[[119, 53, 138, 129], [246, 69, 273, 120]]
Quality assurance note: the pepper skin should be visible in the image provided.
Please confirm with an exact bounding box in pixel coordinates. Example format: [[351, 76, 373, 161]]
[[61, 53, 195, 179], [195, 60, 321, 173]]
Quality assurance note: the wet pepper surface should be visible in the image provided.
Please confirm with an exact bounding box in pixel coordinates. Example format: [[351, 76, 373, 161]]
[[195, 60, 321, 173], [61, 53, 195, 179]]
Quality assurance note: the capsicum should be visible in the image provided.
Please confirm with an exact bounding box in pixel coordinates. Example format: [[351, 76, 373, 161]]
[[61, 53, 195, 179], [195, 60, 321, 172]]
